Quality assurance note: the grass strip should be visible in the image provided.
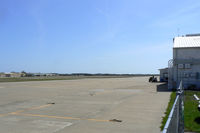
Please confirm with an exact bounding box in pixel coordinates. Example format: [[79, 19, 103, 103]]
[[184, 91, 200, 132]]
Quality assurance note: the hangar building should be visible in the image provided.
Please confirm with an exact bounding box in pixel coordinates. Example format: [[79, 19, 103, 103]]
[[168, 34, 200, 89]]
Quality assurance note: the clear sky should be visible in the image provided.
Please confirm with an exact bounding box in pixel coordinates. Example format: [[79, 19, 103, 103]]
[[1, 0, 200, 74]]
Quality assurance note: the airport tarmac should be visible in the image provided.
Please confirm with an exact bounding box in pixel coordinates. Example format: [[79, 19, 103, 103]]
[[0, 77, 170, 133]]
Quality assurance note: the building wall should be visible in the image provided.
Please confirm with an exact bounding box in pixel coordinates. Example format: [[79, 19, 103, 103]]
[[0, 73, 23, 78], [10, 73, 22, 77], [173, 47, 200, 59], [0, 74, 6, 77], [159, 68, 168, 82], [173, 48, 200, 88]]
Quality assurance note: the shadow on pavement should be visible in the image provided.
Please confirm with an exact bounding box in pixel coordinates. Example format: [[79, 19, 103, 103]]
[[157, 83, 172, 92]]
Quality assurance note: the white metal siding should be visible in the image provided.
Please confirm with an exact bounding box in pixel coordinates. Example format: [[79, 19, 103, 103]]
[[174, 36, 200, 48]]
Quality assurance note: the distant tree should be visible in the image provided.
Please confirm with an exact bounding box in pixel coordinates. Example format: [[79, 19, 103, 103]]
[[21, 71, 27, 77], [21, 70, 26, 73]]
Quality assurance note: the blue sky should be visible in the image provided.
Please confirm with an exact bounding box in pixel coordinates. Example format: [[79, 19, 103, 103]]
[[1, 0, 200, 74]]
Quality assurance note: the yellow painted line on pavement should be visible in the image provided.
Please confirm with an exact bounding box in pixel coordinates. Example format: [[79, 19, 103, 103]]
[[1, 104, 111, 123], [10, 104, 52, 115], [0, 104, 52, 117], [0, 113, 10, 117], [16, 113, 81, 120], [14, 113, 110, 122]]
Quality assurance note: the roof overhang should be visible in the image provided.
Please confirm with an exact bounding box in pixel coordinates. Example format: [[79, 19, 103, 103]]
[[173, 36, 200, 48]]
